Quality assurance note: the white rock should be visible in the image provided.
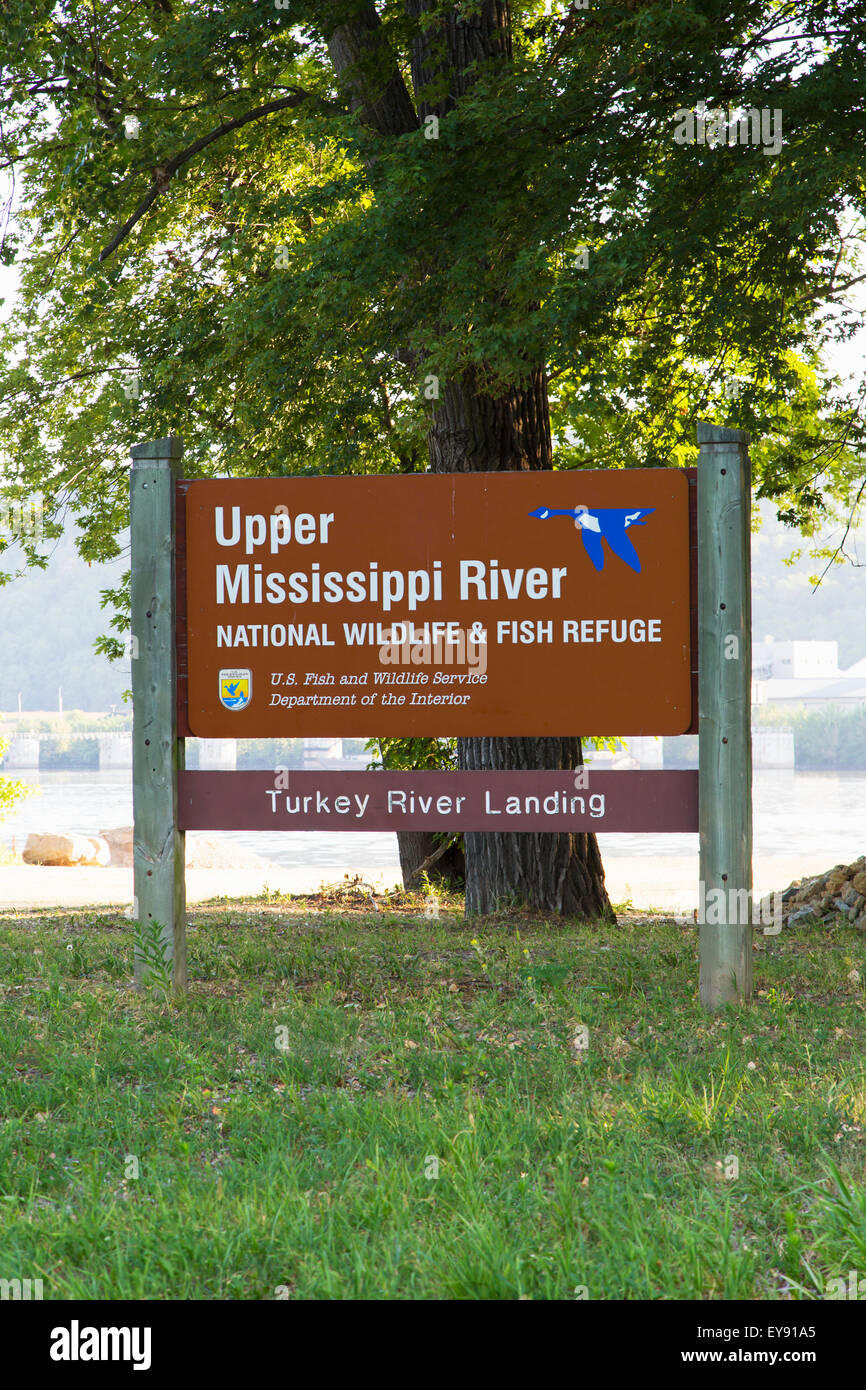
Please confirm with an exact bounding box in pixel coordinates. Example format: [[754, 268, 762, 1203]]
[[22, 832, 110, 867], [99, 826, 133, 867], [85, 836, 111, 868]]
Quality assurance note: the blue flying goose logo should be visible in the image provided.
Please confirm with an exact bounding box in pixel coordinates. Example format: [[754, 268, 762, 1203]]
[[528, 505, 655, 573]]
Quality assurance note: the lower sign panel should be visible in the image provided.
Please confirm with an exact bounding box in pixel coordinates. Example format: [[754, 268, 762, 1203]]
[[179, 770, 699, 833]]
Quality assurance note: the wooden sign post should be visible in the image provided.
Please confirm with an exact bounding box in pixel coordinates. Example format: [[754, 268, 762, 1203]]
[[130, 436, 186, 992], [128, 428, 753, 1010], [697, 424, 753, 1008]]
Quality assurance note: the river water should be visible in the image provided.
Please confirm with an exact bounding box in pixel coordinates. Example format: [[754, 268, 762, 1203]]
[[2, 767, 864, 872]]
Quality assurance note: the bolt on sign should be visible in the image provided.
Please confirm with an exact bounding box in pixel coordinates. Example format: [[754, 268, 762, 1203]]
[[182, 470, 693, 737]]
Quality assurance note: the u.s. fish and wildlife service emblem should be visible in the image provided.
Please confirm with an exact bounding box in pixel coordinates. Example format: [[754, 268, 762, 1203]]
[[219, 668, 252, 711]]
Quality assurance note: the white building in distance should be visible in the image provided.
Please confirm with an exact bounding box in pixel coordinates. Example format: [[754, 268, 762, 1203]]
[[752, 638, 866, 706]]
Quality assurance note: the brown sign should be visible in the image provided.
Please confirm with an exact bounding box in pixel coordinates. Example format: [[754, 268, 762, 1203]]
[[179, 769, 699, 833], [182, 470, 692, 737]]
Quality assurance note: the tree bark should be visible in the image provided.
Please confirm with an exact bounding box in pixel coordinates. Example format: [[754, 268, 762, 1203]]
[[405, 0, 512, 120], [427, 365, 553, 473], [324, 3, 418, 135], [459, 737, 612, 917]]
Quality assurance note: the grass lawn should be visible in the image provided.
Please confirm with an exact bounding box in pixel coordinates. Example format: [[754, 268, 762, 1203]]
[[0, 883, 864, 1300]]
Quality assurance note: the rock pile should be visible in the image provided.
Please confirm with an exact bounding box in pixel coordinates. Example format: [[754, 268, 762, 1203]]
[[781, 857, 866, 930]]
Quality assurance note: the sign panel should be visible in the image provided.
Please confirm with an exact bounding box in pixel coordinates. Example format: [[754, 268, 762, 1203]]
[[179, 770, 699, 833], [183, 470, 692, 736]]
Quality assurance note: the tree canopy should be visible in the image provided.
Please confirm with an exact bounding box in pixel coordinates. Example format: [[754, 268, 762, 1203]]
[[0, 0, 863, 625]]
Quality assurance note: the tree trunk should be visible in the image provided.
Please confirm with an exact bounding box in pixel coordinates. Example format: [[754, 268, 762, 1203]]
[[458, 737, 612, 918], [322, 3, 613, 920], [429, 368, 614, 922]]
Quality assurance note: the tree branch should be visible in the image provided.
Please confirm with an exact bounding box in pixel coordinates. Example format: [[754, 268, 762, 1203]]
[[812, 472, 866, 589], [98, 90, 328, 262], [797, 271, 866, 309], [406, 833, 459, 885]]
